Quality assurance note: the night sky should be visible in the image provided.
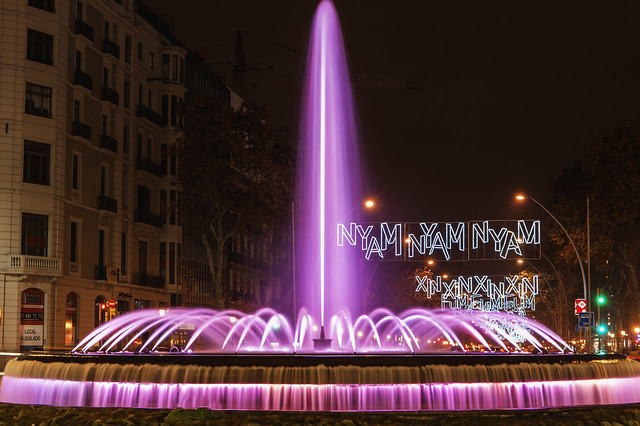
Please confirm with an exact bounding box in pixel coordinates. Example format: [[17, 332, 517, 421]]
[[148, 1, 640, 223]]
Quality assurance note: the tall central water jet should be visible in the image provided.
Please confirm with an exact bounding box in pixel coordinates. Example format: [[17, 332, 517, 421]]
[[297, 0, 365, 335]]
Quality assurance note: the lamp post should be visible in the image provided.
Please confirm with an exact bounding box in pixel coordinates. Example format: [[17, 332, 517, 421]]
[[516, 194, 589, 351]]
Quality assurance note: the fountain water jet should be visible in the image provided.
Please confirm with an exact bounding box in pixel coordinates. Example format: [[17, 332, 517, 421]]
[[2, 0, 640, 411]]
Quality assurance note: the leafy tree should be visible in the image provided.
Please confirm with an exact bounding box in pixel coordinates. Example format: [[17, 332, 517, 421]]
[[177, 98, 290, 309], [549, 126, 640, 333]]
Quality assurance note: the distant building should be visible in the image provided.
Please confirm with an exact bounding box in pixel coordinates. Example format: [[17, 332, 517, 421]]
[[0, 0, 232, 351]]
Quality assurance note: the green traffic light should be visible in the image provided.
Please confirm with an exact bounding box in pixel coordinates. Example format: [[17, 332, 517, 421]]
[[597, 324, 607, 334], [597, 295, 606, 305]]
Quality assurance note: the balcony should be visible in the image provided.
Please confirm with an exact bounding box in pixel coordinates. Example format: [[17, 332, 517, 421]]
[[72, 70, 92, 91], [100, 134, 118, 153], [134, 209, 162, 228], [71, 121, 91, 141], [136, 105, 163, 128], [98, 195, 117, 213], [102, 39, 120, 59], [74, 20, 94, 41], [132, 273, 165, 289], [101, 87, 119, 106], [7, 254, 62, 276], [136, 157, 162, 177]]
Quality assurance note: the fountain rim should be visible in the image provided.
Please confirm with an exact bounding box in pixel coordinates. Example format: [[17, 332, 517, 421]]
[[14, 352, 628, 367]]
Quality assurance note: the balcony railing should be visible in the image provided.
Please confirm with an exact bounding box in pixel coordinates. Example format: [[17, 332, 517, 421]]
[[100, 134, 118, 153], [132, 273, 165, 289], [7, 254, 62, 276], [72, 121, 91, 141], [136, 157, 162, 177], [98, 195, 117, 213], [102, 39, 120, 59], [101, 87, 119, 106], [72, 70, 92, 91], [136, 104, 163, 128], [74, 20, 94, 41], [134, 209, 162, 228]]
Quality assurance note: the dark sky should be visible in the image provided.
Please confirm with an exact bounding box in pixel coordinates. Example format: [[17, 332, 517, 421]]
[[148, 1, 640, 222]]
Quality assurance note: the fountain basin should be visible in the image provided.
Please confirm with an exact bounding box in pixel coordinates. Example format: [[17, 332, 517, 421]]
[[2, 352, 640, 410]]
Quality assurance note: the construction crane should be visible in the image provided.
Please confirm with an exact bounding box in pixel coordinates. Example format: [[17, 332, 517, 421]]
[[206, 31, 423, 100]]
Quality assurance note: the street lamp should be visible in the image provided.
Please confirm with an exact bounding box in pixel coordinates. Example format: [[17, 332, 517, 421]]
[[516, 193, 589, 351], [515, 194, 587, 303]]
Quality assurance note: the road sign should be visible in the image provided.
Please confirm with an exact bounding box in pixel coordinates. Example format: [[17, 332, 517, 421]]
[[578, 312, 594, 328], [575, 299, 587, 315]]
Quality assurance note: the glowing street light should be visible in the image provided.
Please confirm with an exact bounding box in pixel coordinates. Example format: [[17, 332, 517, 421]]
[[364, 199, 375, 208], [515, 194, 587, 303]]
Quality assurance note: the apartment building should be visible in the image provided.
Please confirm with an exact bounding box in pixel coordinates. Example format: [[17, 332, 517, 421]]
[[0, 0, 231, 351]]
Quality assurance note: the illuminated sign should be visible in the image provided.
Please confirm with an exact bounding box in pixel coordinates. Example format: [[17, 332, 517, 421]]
[[415, 274, 539, 314], [337, 220, 541, 261]]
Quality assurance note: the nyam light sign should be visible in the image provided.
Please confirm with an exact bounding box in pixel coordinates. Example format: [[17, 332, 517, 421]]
[[337, 220, 541, 261]]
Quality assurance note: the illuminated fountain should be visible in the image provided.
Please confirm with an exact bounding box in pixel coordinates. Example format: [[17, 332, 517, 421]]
[[3, 0, 640, 411]]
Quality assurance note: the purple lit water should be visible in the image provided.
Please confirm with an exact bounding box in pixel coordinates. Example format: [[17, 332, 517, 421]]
[[3, 0, 640, 412], [296, 0, 365, 324]]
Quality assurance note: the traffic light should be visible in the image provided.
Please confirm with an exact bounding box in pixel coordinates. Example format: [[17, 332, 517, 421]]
[[597, 324, 608, 334], [597, 295, 606, 305], [100, 303, 107, 310]]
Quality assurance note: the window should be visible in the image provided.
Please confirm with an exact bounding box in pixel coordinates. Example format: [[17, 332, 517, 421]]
[[124, 79, 130, 108], [72, 152, 80, 190], [101, 114, 107, 136], [121, 233, 127, 275], [100, 165, 107, 196], [70, 221, 79, 263], [76, 1, 83, 19], [172, 55, 178, 81], [161, 144, 167, 174], [123, 126, 129, 154], [137, 41, 142, 60], [65, 293, 77, 346], [23, 140, 50, 185], [170, 95, 177, 126], [160, 189, 167, 224], [170, 190, 176, 225], [162, 54, 169, 80], [138, 241, 147, 275], [28, 0, 55, 13], [149, 51, 154, 69], [159, 242, 166, 280], [22, 213, 48, 256], [27, 29, 53, 65], [169, 242, 175, 284], [124, 35, 131, 63], [104, 22, 110, 41], [75, 50, 82, 71], [73, 100, 80, 122], [162, 95, 168, 125], [25, 82, 52, 118]]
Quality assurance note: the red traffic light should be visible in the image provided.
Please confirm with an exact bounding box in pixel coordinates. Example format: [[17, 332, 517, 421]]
[[100, 303, 107, 310]]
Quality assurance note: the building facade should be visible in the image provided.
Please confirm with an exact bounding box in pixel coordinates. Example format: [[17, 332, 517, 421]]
[[0, 0, 232, 352]]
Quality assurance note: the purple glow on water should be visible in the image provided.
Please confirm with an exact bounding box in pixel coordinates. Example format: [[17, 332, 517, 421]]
[[297, 0, 365, 324], [70, 308, 572, 354], [4, 376, 640, 410]]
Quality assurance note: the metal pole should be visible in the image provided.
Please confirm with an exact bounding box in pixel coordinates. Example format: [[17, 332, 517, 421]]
[[587, 196, 591, 352]]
